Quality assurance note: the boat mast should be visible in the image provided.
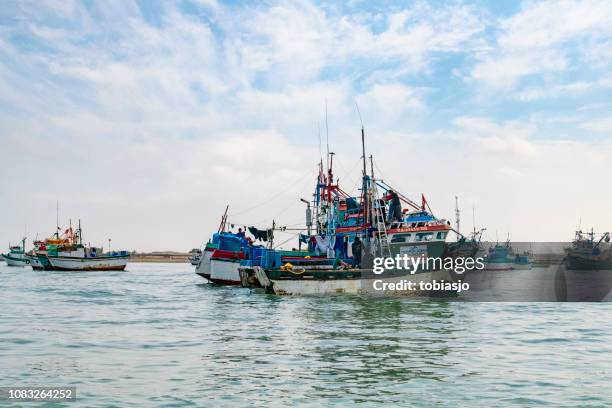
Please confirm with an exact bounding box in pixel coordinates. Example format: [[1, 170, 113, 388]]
[[56, 201, 59, 239], [356, 102, 368, 227], [218, 205, 229, 233], [455, 196, 461, 241]]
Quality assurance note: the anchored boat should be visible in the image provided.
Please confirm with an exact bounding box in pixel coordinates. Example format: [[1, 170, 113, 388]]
[[565, 230, 612, 270], [239, 125, 459, 296], [36, 221, 129, 271], [2, 238, 29, 267], [483, 241, 515, 270]]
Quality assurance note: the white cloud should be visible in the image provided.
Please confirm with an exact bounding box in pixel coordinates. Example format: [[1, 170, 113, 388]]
[[581, 118, 612, 133], [1, 0, 611, 249], [470, 0, 612, 88]]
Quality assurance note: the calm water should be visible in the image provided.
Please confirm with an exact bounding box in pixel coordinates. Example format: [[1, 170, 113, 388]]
[[1, 262, 612, 407]]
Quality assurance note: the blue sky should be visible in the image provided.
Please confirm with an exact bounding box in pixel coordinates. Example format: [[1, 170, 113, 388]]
[[1, 0, 611, 250]]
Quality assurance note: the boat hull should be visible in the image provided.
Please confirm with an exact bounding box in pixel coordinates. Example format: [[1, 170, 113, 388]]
[[25, 254, 43, 269], [195, 249, 213, 280], [46, 255, 129, 271], [2, 253, 29, 267], [566, 255, 612, 270], [257, 268, 458, 296], [209, 258, 241, 285]]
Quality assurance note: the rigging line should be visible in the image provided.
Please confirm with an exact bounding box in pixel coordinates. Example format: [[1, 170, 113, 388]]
[[274, 231, 302, 249], [229, 164, 317, 217], [336, 157, 362, 187], [252, 197, 302, 226]]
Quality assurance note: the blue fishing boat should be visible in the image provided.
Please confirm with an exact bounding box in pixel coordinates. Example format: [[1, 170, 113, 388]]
[[240, 126, 457, 295], [484, 241, 515, 270]]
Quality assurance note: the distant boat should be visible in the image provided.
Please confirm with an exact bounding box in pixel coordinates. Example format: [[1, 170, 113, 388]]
[[484, 241, 515, 270], [513, 251, 533, 270], [189, 250, 202, 266], [35, 221, 129, 271], [2, 238, 29, 267], [565, 230, 612, 270]]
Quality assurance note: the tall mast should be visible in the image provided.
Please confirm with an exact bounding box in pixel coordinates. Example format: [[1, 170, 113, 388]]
[[56, 201, 59, 238], [356, 102, 368, 226], [325, 101, 330, 173], [455, 196, 461, 241]]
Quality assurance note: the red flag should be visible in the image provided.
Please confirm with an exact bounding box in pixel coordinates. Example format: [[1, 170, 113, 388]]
[[421, 194, 427, 210]]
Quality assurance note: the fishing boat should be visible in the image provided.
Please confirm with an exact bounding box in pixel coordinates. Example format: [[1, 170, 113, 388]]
[[189, 249, 202, 266], [514, 251, 533, 270], [565, 230, 612, 270], [243, 125, 459, 296], [195, 242, 216, 280], [195, 206, 249, 284], [483, 241, 515, 270], [208, 232, 249, 285], [36, 221, 129, 271], [2, 238, 29, 267]]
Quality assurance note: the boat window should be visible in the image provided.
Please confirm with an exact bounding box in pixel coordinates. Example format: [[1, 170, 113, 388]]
[[391, 234, 411, 243], [436, 232, 447, 240], [415, 233, 433, 242]]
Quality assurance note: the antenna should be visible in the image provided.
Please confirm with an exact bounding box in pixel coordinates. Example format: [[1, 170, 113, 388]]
[[317, 122, 323, 164], [355, 102, 366, 177], [325, 100, 330, 173], [455, 196, 461, 241], [56, 201, 60, 238], [355, 102, 368, 225]]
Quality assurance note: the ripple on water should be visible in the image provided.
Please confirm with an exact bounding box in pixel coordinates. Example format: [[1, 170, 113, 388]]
[[1, 263, 612, 406]]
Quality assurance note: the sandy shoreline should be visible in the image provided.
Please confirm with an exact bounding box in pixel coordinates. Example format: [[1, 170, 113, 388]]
[[129, 253, 191, 263]]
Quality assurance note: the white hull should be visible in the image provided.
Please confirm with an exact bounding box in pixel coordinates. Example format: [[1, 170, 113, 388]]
[[259, 269, 457, 296], [48, 256, 128, 271], [2, 254, 29, 267], [209, 258, 241, 285], [195, 251, 213, 278]]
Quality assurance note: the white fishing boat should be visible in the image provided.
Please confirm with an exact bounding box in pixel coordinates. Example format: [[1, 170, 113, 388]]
[[36, 221, 129, 271], [255, 266, 458, 296], [196, 208, 249, 284], [195, 243, 215, 280], [43, 250, 129, 271], [2, 238, 29, 267]]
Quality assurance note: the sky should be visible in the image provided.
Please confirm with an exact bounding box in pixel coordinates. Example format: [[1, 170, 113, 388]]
[[1, 0, 611, 251]]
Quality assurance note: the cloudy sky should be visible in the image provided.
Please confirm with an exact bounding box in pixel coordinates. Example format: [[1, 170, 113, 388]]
[[1, 0, 611, 251]]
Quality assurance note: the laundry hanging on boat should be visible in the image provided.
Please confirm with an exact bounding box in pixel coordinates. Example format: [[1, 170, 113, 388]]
[[314, 235, 332, 255], [248, 227, 273, 242], [334, 233, 347, 259], [309, 236, 317, 253]]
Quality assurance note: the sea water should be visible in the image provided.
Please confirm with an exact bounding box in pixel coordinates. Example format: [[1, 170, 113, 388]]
[[1, 262, 611, 407]]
